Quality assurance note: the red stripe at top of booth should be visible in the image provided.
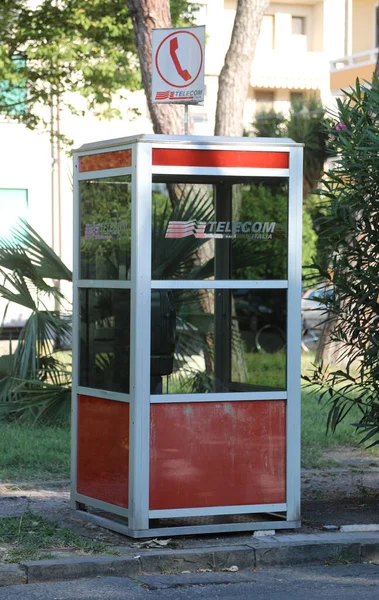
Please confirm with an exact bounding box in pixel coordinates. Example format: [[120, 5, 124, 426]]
[[152, 148, 289, 169], [79, 150, 132, 172]]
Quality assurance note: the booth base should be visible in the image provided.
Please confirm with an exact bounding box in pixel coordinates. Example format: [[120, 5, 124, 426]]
[[73, 507, 300, 538]]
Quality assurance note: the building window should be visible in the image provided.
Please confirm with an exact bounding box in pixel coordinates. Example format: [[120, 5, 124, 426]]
[[0, 55, 27, 116], [375, 5, 379, 48], [0, 189, 28, 240], [292, 16, 305, 36], [255, 91, 275, 112]]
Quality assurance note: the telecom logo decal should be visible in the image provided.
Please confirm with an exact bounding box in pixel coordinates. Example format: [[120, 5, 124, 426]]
[[165, 220, 277, 240], [84, 221, 127, 240], [155, 91, 177, 100], [155, 90, 203, 101]]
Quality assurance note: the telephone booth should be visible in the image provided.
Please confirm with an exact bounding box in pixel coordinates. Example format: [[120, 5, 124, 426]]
[[71, 134, 303, 538]]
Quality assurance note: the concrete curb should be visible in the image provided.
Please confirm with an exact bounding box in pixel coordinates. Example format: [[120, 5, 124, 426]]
[[0, 564, 27, 587], [1, 531, 379, 586]]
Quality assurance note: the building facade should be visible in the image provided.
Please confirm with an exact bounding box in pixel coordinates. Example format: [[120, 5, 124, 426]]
[[200, 0, 346, 134], [330, 0, 378, 95]]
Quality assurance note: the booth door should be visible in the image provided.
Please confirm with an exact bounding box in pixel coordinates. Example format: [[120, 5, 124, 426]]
[[149, 176, 288, 511]]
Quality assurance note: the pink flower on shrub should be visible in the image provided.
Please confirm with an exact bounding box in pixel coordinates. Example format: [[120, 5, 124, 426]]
[[335, 122, 347, 131]]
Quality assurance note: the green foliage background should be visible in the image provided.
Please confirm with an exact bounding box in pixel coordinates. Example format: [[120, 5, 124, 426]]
[[304, 78, 379, 447], [0, 0, 198, 132], [249, 97, 330, 285]]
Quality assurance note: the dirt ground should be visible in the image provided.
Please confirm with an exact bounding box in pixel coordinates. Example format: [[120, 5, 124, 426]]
[[302, 446, 379, 502], [301, 446, 379, 529], [0, 446, 378, 550]]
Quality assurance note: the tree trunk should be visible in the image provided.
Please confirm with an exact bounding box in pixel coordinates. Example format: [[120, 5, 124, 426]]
[[214, 0, 269, 137], [126, 0, 185, 134]]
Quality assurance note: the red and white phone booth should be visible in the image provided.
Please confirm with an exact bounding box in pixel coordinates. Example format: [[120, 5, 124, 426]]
[[71, 134, 303, 537]]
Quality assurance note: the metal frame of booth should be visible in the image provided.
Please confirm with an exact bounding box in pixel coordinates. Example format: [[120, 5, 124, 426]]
[[71, 134, 303, 538]]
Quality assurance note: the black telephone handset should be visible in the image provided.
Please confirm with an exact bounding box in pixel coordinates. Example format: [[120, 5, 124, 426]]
[[151, 290, 176, 376]]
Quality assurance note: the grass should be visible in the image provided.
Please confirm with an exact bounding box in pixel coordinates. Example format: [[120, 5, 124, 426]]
[[0, 511, 118, 562], [0, 351, 376, 482], [301, 352, 379, 468], [165, 348, 286, 393], [0, 422, 70, 482], [301, 388, 368, 468], [244, 351, 286, 388]]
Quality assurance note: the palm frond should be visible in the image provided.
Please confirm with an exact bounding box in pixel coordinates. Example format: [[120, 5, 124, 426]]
[[2, 218, 72, 282], [0, 379, 71, 425], [11, 310, 71, 381], [0, 269, 37, 310], [152, 186, 214, 279]]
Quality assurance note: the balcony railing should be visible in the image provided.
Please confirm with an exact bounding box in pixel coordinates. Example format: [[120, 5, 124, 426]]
[[330, 49, 378, 72], [330, 49, 378, 92]]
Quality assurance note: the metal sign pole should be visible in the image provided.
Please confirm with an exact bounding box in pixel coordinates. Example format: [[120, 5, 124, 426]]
[[184, 104, 189, 135]]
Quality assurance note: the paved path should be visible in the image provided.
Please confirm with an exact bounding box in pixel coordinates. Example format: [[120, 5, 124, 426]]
[[1, 565, 379, 600]]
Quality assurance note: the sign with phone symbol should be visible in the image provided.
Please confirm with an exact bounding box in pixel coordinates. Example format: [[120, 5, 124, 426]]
[[152, 26, 205, 104]]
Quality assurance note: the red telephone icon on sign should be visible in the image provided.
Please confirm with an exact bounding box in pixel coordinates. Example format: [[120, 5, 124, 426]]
[[169, 37, 192, 82]]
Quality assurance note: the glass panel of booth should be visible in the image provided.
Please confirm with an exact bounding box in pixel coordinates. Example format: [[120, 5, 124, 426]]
[[150, 175, 288, 395], [79, 175, 132, 280], [79, 288, 130, 393], [151, 176, 288, 281], [150, 288, 287, 395]]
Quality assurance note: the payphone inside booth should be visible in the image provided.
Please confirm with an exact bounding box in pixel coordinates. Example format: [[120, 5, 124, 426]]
[[72, 135, 303, 538]]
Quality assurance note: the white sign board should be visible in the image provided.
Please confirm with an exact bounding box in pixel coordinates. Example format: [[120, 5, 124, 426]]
[[152, 26, 205, 104]]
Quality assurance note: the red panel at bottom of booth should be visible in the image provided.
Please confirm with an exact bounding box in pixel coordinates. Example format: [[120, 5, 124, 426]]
[[150, 401, 286, 510], [77, 395, 129, 508]]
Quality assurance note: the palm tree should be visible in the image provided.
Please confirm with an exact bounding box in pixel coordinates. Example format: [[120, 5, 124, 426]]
[[0, 219, 72, 424], [0, 191, 215, 421]]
